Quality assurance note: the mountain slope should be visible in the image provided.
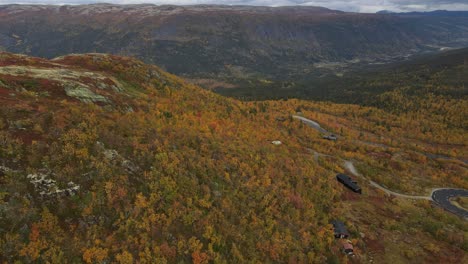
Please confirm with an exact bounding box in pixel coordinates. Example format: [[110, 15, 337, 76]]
[[0, 4, 468, 81], [0, 52, 339, 263], [219, 47, 468, 132], [0, 53, 466, 263], [325, 46, 468, 101]]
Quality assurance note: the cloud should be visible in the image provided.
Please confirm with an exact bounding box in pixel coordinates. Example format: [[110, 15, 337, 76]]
[[0, 0, 467, 13]]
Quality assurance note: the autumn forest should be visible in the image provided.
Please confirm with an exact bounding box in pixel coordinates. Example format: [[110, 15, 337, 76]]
[[0, 51, 467, 263]]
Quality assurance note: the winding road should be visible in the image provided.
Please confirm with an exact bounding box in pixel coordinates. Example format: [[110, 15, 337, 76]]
[[431, 189, 468, 219], [369, 181, 431, 200], [292, 115, 328, 134], [294, 114, 466, 165], [296, 115, 468, 220], [348, 155, 468, 220]]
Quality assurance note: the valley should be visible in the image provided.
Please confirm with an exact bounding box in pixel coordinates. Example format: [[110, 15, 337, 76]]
[[1, 4, 468, 89]]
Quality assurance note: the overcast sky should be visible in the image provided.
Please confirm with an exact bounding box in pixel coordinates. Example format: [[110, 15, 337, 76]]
[[1, 0, 468, 13]]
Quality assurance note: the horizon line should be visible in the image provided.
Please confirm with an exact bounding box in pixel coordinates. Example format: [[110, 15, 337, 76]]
[[1, 3, 467, 14]]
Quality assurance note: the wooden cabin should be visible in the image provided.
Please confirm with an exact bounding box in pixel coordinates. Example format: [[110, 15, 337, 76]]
[[336, 174, 362, 194], [331, 220, 349, 239], [342, 242, 354, 255]]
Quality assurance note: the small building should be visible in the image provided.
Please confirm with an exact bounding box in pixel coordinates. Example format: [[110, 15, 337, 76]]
[[331, 220, 349, 239], [336, 174, 362, 194], [271, 141, 282, 145], [342, 242, 354, 255], [323, 134, 338, 141]]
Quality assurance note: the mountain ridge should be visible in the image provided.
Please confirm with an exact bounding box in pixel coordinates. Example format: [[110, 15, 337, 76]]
[[1, 4, 467, 83]]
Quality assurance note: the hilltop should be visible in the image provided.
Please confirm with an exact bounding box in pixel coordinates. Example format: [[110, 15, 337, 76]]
[[0, 53, 467, 263]]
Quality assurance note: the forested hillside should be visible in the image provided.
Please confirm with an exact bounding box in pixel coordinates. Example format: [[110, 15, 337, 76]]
[[0, 53, 466, 263], [218, 47, 468, 130]]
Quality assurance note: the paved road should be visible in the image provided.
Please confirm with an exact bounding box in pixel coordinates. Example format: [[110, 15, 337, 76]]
[[369, 181, 432, 200], [294, 115, 466, 164], [292, 115, 328, 134], [343, 161, 430, 200], [346, 160, 468, 218], [296, 115, 468, 219], [431, 189, 468, 219], [343, 160, 467, 219]]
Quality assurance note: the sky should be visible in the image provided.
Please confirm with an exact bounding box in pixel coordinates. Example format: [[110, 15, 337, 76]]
[[0, 0, 468, 13]]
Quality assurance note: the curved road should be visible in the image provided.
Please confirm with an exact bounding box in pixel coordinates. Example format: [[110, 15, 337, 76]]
[[431, 189, 468, 219], [346, 157, 468, 219], [343, 161, 432, 200], [292, 115, 328, 134], [297, 115, 468, 220], [369, 181, 432, 200], [349, 160, 468, 219], [294, 115, 467, 165]]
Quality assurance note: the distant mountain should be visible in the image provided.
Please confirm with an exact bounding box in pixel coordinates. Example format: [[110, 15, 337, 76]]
[[399, 10, 468, 17], [376, 10, 395, 14], [377, 10, 468, 17], [0, 4, 468, 82]]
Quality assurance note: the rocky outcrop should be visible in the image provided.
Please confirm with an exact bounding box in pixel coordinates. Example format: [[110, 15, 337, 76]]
[[0, 65, 127, 103], [27, 172, 80, 199], [0, 165, 14, 173], [98, 141, 139, 174], [64, 85, 109, 103]]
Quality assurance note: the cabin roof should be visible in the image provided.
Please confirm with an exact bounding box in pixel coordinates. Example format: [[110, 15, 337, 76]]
[[342, 242, 354, 250], [336, 173, 361, 191], [331, 220, 348, 234]]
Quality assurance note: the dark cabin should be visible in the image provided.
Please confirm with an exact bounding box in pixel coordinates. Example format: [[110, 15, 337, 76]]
[[323, 134, 337, 141], [336, 174, 362, 194], [331, 220, 349, 239]]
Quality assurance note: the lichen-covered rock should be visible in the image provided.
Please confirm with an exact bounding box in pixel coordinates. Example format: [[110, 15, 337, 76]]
[[64, 85, 109, 103], [103, 148, 119, 161], [97, 141, 140, 174], [0, 65, 126, 103], [27, 172, 80, 198], [97, 81, 124, 92], [0, 165, 13, 174]]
